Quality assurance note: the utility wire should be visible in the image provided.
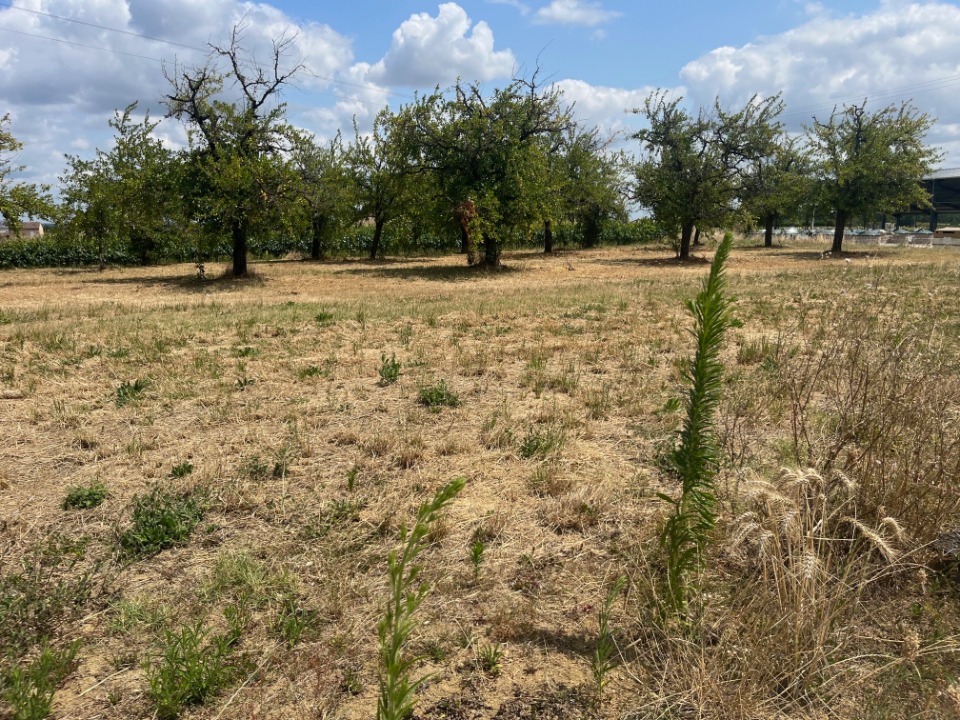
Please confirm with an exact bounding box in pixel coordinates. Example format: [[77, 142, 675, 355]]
[[0, 0, 415, 103], [0, 26, 165, 62]]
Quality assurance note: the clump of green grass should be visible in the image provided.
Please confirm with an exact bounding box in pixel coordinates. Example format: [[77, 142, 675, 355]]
[[3, 641, 79, 720], [314, 310, 335, 325], [145, 619, 239, 720], [116, 485, 207, 561], [518, 424, 565, 459], [417, 380, 460, 409], [115, 378, 149, 407], [61, 480, 108, 510]]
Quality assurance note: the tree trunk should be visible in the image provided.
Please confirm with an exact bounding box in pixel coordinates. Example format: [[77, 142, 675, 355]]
[[583, 213, 600, 248], [764, 214, 775, 247], [543, 219, 553, 254], [369, 217, 385, 260], [831, 210, 846, 253], [693, 227, 701, 246], [232, 218, 248, 276], [310, 215, 324, 261], [482, 233, 501, 268], [678, 222, 694, 260]]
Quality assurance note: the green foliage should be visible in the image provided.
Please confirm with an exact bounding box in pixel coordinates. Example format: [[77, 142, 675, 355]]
[[145, 618, 238, 720], [470, 540, 485, 581], [377, 478, 465, 720], [274, 595, 318, 647], [518, 424, 565, 459], [0, 114, 53, 234], [632, 91, 783, 260], [406, 73, 573, 267], [658, 233, 734, 614], [57, 104, 181, 266], [61, 480, 108, 510], [165, 30, 301, 277], [115, 378, 150, 407], [378, 352, 401, 385], [0, 536, 92, 662], [476, 642, 504, 676], [591, 575, 626, 705], [117, 485, 207, 561], [3, 641, 79, 720], [417, 380, 460, 409], [806, 100, 940, 252], [169, 462, 194, 479]]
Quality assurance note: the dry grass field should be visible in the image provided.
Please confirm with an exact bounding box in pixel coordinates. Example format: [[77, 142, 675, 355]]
[[3, 241, 960, 720]]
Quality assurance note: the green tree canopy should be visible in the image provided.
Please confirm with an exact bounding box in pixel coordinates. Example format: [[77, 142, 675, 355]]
[[806, 100, 940, 253], [408, 73, 573, 267], [631, 91, 783, 260], [0, 114, 53, 235], [59, 104, 180, 267]]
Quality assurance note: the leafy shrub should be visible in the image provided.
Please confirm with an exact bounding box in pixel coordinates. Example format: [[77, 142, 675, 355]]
[[417, 380, 460, 409], [378, 353, 401, 385], [61, 480, 108, 510], [117, 485, 207, 561]]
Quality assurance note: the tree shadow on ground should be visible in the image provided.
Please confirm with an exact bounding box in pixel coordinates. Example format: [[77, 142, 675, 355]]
[[333, 261, 520, 283], [61, 269, 266, 293], [588, 252, 711, 269]]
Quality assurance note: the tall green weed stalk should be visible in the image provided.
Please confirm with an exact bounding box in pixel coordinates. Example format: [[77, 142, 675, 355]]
[[659, 233, 734, 614], [377, 478, 465, 720]]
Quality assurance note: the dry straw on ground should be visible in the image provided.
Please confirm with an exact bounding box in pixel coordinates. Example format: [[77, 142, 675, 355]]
[[2, 242, 960, 719]]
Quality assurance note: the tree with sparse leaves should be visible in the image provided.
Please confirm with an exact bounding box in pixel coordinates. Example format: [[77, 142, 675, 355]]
[[741, 134, 811, 247], [0, 114, 52, 236], [805, 101, 940, 253], [165, 26, 301, 277]]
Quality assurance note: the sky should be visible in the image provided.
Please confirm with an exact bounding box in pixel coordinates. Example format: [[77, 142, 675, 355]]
[[2, 0, 959, 191]]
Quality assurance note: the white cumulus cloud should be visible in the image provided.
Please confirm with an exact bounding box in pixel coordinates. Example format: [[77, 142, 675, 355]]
[[366, 3, 516, 87], [679, 0, 960, 165], [534, 0, 620, 27]]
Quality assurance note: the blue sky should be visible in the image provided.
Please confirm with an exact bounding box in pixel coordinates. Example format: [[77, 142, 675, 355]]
[[1, 0, 958, 188]]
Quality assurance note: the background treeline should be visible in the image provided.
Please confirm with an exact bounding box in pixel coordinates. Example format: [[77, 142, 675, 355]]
[[0, 33, 941, 273]]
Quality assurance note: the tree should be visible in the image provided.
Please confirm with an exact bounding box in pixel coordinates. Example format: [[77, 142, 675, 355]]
[[349, 108, 417, 260], [164, 26, 301, 277], [60, 104, 180, 266], [806, 101, 940, 253], [631, 91, 783, 260], [409, 73, 573, 267], [552, 126, 627, 251], [0, 114, 52, 235], [289, 131, 353, 261], [741, 134, 811, 247]]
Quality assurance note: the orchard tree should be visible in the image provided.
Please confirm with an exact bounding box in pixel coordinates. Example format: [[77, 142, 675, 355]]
[[348, 108, 417, 260], [289, 131, 353, 260], [632, 91, 783, 260], [409, 73, 573, 267], [806, 101, 940, 253], [741, 135, 811, 247], [165, 27, 301, 277], [0, 114, 52, 234], [60, 104, 180, 266], [555, 127, 627, 250]]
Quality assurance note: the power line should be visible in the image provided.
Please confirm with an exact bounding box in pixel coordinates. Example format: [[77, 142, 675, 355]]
[[0, 0, 415, 104], [0, 26, 165, 62], [0, 0, 205, 52], [781, 73, 960, 120]]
